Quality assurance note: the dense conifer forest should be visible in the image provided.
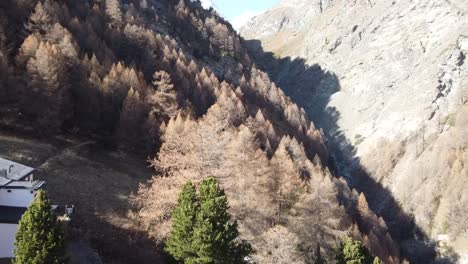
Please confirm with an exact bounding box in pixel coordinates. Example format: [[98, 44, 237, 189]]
[[0, 0, 400, 262]]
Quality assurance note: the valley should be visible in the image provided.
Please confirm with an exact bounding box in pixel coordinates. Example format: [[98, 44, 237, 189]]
[[241, 0, 468, 262]]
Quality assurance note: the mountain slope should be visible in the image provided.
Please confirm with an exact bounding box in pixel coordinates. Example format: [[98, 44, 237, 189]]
[[242, 0, 468, 262], [0, 0, 401, 263]]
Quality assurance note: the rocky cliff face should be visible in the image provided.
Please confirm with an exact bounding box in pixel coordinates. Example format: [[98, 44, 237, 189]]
[[242, 0, 468, 262]]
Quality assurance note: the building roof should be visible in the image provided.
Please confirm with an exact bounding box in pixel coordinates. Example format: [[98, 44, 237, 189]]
[[0, 157, 35, 187], [0, 177, 10, 186], [3, 180, 45, 190], [0, 206, 27, 224]]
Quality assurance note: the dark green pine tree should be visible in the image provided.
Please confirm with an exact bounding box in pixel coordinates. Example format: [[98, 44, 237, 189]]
[[189, 177, 251, 264], [165, 181, 199, 262], [372, 257, 384, 264], [334, 237, 373, 264], [14, 190, 66, 264]]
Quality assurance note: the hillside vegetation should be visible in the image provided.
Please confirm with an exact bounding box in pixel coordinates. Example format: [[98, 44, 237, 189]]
[[0, 0, 400, 263]]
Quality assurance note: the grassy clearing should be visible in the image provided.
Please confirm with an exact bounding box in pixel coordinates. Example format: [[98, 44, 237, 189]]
[[0, 131, 161, 264]]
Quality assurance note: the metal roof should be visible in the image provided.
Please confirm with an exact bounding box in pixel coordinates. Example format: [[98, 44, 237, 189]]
[[0, 177, 11, 186], [3, 180, 45, 190], [0, 157, 35, 186], [0, 206, 27, 224]]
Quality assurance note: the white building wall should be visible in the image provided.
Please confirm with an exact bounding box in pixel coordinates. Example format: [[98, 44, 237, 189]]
[[0, 189, 35, 207], [0, 223, 17, 258]]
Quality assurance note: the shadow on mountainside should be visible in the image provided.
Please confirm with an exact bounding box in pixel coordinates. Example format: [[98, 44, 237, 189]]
[[0, 132, 165, 264], [38, 142, 166, 264], [53, 143, 165, 264], [244, 39, 459, 264]]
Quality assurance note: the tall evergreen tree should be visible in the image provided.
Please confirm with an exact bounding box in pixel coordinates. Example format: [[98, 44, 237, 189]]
[[190, 177, 251, 264], [25, 41, 71, 130], [26, 2, 55, 34], [334, 237, 373, 264], [117, 87, 147, 149], [165, 181, 199, 262], [373, 257, 384, 264], [105, 0, 123, 26], [148, 70, 178, 119], [14, 190, 66, 264]]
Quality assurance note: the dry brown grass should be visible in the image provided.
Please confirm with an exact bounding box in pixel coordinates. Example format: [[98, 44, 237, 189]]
[[0, 132, 161, 264]]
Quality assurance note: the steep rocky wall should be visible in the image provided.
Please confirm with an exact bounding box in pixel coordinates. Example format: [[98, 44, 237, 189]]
[[242, 0, 468, 262]]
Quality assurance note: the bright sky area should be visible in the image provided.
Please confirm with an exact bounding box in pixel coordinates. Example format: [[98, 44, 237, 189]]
[[199, 0, 279, 29]]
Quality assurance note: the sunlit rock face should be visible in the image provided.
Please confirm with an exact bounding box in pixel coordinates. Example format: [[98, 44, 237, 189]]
[[243, 0, 335, 39], [242, 0, 468, 262]]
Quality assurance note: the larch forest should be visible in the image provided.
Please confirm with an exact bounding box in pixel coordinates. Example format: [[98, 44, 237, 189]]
[[0, 0, 458, 264]]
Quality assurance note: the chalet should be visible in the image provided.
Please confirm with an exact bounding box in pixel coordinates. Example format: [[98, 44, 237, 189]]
[[0, 157, 44, 259]]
